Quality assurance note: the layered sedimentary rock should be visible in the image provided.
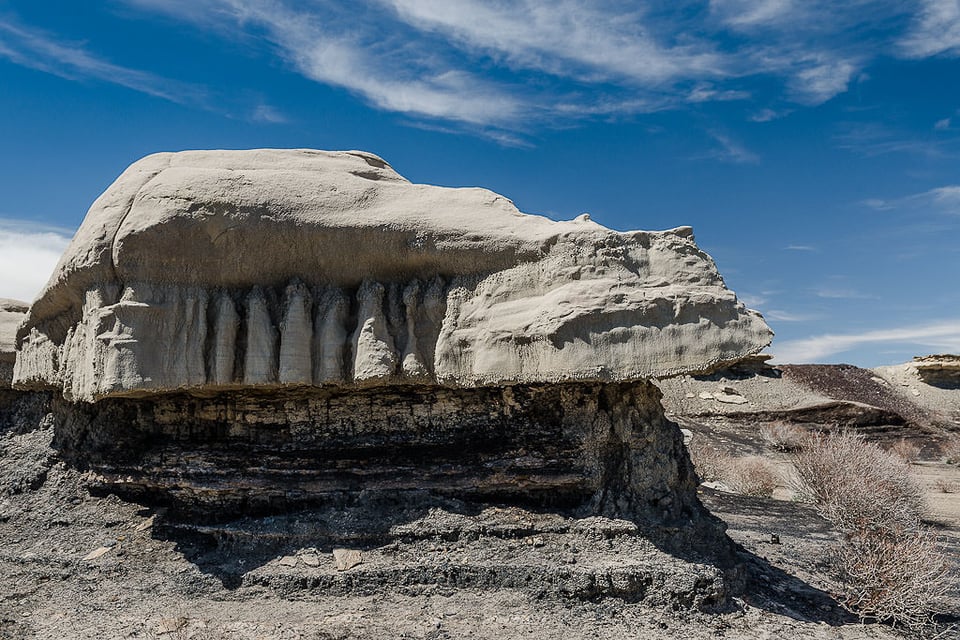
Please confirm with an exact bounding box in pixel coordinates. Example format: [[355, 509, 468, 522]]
[[14, 149, 770, 401], [912, 354, 960, 387], [12, 150, 771, 562]]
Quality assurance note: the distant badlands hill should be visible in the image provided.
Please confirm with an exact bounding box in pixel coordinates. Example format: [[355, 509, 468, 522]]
[[657, 354, 960, 449]]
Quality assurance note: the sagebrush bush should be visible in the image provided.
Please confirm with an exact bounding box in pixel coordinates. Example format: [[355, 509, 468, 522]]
[[688, 438, 780, 497], [759, 422, 806, 453], [687, 437, 726, 483], [792, 431, 955, 633], [935, 478, 957, 494], [889, 438, 921, 463], [792, 431, 924, 532], [942, 436, 960, 465], [722, 456, 779, 497], [833, 529, 953, 633]]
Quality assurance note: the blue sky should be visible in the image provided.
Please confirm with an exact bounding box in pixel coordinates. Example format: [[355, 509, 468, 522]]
[[1, 0, 959, 366]]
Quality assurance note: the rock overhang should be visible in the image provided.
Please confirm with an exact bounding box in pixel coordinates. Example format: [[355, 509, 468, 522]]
[[13, 148, 772, 402]]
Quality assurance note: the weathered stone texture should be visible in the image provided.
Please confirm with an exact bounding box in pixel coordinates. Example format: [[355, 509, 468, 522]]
[[13, 150, 771, 401], [53, 381, 714, 545]]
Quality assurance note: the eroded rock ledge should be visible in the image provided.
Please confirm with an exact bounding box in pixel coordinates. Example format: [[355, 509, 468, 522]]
[[53, 382, 721, 549], [14, 149, 770, 401]]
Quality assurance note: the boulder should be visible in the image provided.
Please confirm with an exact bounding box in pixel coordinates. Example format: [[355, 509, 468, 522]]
[[13, 149, 771, 401]]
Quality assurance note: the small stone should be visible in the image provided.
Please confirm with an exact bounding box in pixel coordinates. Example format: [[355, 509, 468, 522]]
[[333, 548, 362, 571], [685, 393, 695, 398], [301, 553, 321, 567], [911, 388, 921, 396], [157, 617, 187, 634], [278, 555, 298, 567], [135, 515, 155, 532], [82, 546, 112, 561], [714, 393, 748, 405], [698, 392, 714, 400]]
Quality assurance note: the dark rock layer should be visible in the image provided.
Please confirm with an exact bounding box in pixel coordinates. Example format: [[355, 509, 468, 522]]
[[50, 381, 727, 558]]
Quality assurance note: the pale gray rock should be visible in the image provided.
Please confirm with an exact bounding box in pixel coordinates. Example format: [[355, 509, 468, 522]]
[[0, 299, 29, 387], [333, 548, 363, 571], [14, 149, 771, 401]]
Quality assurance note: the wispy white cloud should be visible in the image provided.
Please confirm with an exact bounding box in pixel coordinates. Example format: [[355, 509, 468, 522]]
[[935, 117, 952, 130], [899, 0, 960, 58], [785, 244, 817, 251], [863, 185, 960, 215], [834, 122, 953, 157], [765, 309, 815, 322], [250, 103, 288, 124], [123, 0, 527, 127], [383, 0, 725, 85], [0, 220, 72, 303], [772, 320, 960, 363], [113, 0, 943, 130], [685, 83, 751, 103], [710, 0, 796, 28], [700, 130, 760, 163], [814, 287, 876, 300], [0, 0, 911, 138], [750, 107, 790, 122], [0, 20, 208, 106], [739, 293, 767, 308], [787, 57, 858, 104]]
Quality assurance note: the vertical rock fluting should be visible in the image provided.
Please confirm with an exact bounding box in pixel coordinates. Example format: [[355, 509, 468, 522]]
[[209, 291, 238, 386]]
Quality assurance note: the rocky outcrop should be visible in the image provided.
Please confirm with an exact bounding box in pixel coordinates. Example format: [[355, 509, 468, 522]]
[[54, 381, 723, 552], [0, 299, 28, 388], [10, 149, 774, 579], [911, 354, 960, 388], [14, 149, 770, 401]]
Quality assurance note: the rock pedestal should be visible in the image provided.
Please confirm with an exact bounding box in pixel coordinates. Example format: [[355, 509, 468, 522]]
[[12, 149, 771, 577]]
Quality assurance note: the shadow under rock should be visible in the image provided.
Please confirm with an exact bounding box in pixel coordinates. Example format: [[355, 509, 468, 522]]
[[698, 488, 857, 625], [138, 488, 856, 627]]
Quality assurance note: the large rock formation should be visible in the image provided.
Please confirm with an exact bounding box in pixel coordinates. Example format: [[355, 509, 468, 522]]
[[14, 149, 769, 401], [11, 149, 771, 567]]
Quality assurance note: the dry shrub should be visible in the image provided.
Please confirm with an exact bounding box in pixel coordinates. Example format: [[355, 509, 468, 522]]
[[687, 437, 726, 483], [942, 436, 960, 465], [935, 478, 958, 493], [722, 456, 779, 497], [889, 438, 922, 463], [792, 431, 955, 633], [792, 431, 923, 532], [688, 438, 780, 497], [833, 529, 953, 632], [759, 422, 807, 452]]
